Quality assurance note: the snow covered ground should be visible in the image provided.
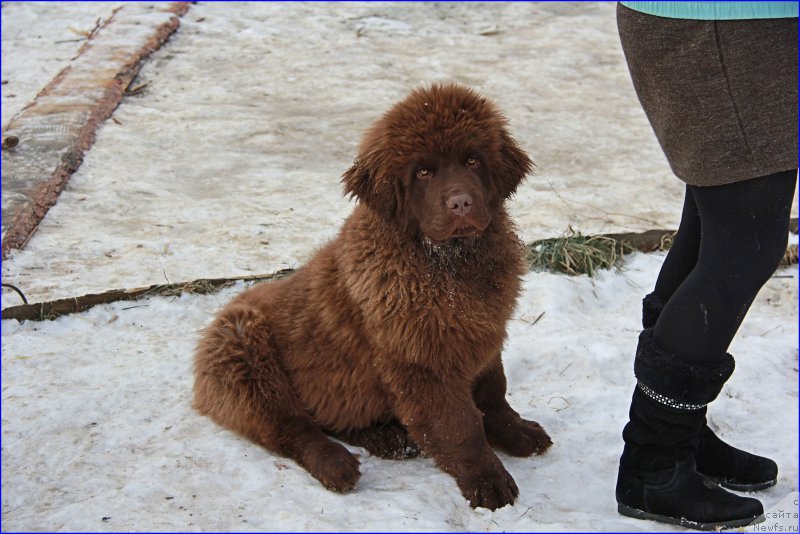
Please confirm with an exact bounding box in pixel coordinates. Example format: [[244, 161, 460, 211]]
[[1, 2, 124, 126], [2, 1, 694, 305], [3, 255, 797, 532], [2, 2, 797, 532]]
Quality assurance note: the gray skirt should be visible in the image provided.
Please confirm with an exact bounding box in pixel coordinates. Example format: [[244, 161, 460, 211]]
[[616, 3, 798, 186]]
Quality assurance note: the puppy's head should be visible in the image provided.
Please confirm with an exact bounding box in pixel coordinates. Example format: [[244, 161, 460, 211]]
[[342, 84, 533, 243]]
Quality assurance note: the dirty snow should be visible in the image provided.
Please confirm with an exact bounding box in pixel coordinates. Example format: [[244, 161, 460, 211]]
[[1, 2, 797, 532], [1, 2, 124, 126], [3, 254, 797, 532], [1, 1, 698, 305]]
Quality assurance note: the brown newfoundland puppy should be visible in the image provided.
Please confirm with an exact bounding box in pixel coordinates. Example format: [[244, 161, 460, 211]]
[[194, 83, 552, 510]]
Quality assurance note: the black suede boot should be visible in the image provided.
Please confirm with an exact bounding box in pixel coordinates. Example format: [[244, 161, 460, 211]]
[[695, 425, 778, 491], [616, 329, 764, 531], [641, 292, 665, 329], [641, 292, 778, 491]]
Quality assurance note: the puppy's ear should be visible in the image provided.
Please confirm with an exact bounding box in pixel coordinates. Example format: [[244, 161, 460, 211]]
[[341, 158, 398, 221], [342, 158, 371, 203], [494, 132, 534, 199]]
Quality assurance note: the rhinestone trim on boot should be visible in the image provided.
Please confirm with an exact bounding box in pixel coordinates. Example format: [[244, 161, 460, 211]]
[[637, 382, 708, 411]]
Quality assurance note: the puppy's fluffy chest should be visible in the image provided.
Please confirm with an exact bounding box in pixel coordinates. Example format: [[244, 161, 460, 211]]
[[334, 206, 525, 375]]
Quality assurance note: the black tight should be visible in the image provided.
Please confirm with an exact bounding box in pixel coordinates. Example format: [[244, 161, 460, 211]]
[[652, 169, 797, 363]]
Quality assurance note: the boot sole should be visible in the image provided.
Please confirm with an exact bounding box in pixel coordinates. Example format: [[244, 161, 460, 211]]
[[618, 503, 765, 531], [708, 476, 777, 492]]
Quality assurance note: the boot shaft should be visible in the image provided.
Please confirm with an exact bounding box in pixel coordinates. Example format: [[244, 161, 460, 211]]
[[621, 388, 707, 471], [621, 328, 734, 470]]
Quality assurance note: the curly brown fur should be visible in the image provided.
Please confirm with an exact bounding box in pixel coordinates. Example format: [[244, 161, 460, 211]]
[[193, 84, 551, 510]]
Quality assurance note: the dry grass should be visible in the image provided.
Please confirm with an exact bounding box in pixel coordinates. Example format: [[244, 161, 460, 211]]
[[528, 228, 797, 276], [783, 244, 798, 267], [527, 227, 633, 277]]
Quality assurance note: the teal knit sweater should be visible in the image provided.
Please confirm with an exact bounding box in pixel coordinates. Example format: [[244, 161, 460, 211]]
[[620, 1, 799, 20]]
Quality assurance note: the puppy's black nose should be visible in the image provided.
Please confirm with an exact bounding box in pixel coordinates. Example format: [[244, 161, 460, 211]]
[[447, 194, 473, 216]]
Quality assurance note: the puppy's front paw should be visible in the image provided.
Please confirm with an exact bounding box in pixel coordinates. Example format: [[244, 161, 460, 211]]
[[456, 465, 519, 510], [486, 413, 553, 457]]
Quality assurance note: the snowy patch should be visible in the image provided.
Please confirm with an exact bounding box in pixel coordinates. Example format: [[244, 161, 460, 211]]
[[2, 256, 796, 531]]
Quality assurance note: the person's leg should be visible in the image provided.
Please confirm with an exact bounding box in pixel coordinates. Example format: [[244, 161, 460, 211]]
[[642, 185, 701, 327], [659, 169, 796, 490], [653, 169, 797, 363], [619, 169, 797, 529], [654, 185, 702, 300]]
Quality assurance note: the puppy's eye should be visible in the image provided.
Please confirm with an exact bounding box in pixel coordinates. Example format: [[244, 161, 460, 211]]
[[416, 168, 432, 180], [466, 156, 480, 168]]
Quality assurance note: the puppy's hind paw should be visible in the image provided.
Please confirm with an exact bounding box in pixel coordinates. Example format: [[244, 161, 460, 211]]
[[302, 440, 361, 493]]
